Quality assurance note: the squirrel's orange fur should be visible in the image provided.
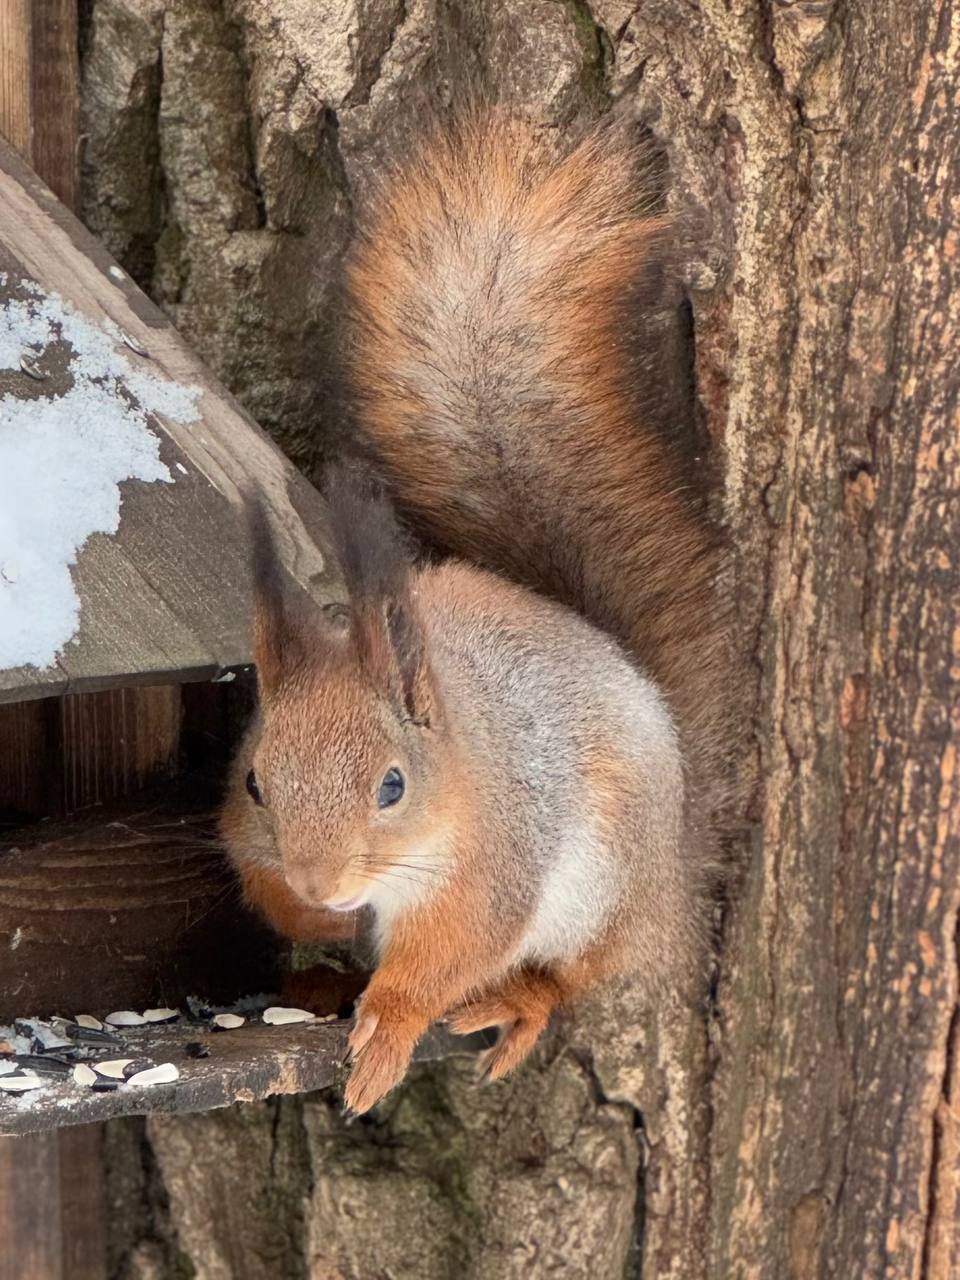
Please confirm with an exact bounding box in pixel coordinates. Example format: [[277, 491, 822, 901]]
[[222, 115, 730, 1114]]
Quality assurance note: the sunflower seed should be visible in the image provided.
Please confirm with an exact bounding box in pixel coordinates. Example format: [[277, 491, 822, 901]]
[[93, 1059, 134, 1079], [142, 1008, 179, 1024], [212, 1013, 245, 1029], [63, 1022, 121, 1045], [119, 331, 149, 357], [15, 1055, 74, 1076], [72, 1064, 97, 1087], [105, 1011, 147, 1027], [184, 1042, 209, 1059], [92, 1079, 119, 1093], [0, 1075, 42, 1092], [125, 1063, 179, 1087], [262, 1007, 316, 1026], [19, 355, 47, 380], [121, 1059, 155, 1080], [74, 1015, 104, 1031]]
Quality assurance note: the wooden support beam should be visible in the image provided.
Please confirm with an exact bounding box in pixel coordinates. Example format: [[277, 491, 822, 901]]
[[0, 3, 95, 1270], [0, 0, 79, 209], [0, 1126, 107, 1280], [0, 1132, 63, 1280]]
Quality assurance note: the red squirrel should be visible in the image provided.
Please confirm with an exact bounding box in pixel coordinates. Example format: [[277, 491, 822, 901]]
[[221, 115, 730, 1116]]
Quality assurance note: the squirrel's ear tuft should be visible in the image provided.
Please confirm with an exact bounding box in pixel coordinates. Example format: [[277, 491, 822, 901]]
[[387, 598, 436, 728], [323, 462, 437, 727], [247, 496, 316, 700]]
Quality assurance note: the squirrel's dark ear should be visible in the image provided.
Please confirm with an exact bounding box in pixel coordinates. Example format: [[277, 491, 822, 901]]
[[247, 497, 316, 700], [386, 598, 436, 728], [322, 462, 437, 727]]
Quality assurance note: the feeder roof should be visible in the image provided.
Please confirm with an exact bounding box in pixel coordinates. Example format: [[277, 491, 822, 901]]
[[0, 141, 329, 704]]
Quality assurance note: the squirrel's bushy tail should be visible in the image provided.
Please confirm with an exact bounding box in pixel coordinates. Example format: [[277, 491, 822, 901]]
[[344, 114, 731, 819]]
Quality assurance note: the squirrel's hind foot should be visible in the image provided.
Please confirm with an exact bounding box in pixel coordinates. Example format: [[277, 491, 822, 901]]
[[447, 968, 564, 1081]]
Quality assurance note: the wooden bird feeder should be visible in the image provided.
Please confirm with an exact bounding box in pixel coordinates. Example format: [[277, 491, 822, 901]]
[[0, 110, 360, 1138]]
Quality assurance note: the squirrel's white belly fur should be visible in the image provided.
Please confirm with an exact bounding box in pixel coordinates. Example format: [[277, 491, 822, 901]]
[[515, 812, 622, 964]]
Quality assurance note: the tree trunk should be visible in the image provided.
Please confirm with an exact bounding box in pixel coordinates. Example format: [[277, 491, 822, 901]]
[[77, 2, 959, 1277]]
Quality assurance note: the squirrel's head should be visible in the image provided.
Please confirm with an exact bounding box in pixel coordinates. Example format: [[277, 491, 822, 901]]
[[239, 477, 455, 918]]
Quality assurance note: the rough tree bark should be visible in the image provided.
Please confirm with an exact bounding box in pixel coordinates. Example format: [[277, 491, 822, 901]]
[[76, 2, 958, 1277]]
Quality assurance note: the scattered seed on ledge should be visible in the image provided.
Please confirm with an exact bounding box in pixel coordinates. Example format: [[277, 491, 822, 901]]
[[92, 1079, 119, 1093], [15, 1055, 74, 1076], [142, 1008, 179, 1024], [212, 1013, 245, 1030], [72, 1063, 97, 1087], [121, 1059, 155, 1080], [0, 1075, 43, 1093], [74, 1015, 104, 1031], [63, 1022, 121, 1045], [105, 1011, 147, 1027], [125, 1063, 179, 1087], [262, 1007, 316, 1026], [93, 1059, 134, 1080]]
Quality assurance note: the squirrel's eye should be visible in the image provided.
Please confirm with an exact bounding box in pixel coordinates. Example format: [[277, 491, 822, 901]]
[[246, 769, 264, 807], [377, 767, 405, 809]]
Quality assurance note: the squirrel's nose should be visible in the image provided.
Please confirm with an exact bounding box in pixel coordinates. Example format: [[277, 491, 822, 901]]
[[285, 865, 331, 909]]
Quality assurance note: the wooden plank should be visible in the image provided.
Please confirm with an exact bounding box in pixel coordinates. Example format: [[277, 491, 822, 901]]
[[0, 1019, 477, 1139], [59, 686, 181, 815], [0, 137, 332, 701], [0, 2, 31, 158], [0, 791, 280, 1021], [55, 533, 218, 695], [57, 1126, 106, 1280], [27, 1, 79, 210], [0, 0, 78, 209], [0, 1132, 62, 1280], [0, 1128, 107, 1280], [0, 698, 60, 821]]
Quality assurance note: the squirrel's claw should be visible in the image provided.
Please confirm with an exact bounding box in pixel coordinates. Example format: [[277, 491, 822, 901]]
[[475, 1019, 541, 1082], [347, 1010, 380, 1061], [343, 1017, 414, 1114]]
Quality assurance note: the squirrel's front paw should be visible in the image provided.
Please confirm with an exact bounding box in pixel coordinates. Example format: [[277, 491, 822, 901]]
[[343, 1005, 417, 1115]]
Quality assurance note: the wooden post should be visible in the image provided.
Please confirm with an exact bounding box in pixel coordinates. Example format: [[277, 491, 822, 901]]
[[0, 1133, 62, 1280], [1, 8, 103, 1278], [0, 0, 78, 208]]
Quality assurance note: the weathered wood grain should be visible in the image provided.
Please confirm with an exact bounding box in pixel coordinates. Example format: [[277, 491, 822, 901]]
[[0, 1130, 62, 1280]]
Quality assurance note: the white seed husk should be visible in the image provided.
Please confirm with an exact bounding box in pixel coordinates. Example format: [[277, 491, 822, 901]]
[[105, 1010, 146, 1027], [142, 1008, 179, 1023], [0, 1074, 42, 1092], [72, 1063, 97, 1087], [74, 1014, 104, 1031], [262, 1007, 316, 1025], [125, 1063, 179, 1087], [212, 1013, 245, 1029], [93, 1059, 134, 1079]]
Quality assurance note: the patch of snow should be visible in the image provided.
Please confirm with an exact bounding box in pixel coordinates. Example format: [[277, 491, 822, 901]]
[[0, 278, 201, 670]]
